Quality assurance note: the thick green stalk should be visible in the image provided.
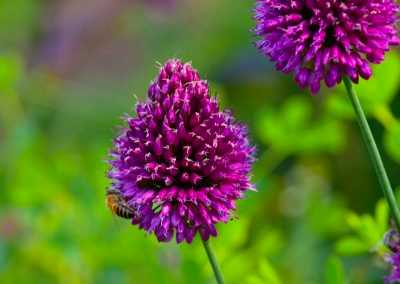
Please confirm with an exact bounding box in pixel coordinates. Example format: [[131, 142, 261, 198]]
[[343, 77, 400, 230], [202, 239, 225, 284]]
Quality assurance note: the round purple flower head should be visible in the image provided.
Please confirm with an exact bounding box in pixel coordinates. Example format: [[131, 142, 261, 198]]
[[253, 0, 400, 93], [108, 59, 255, 243]]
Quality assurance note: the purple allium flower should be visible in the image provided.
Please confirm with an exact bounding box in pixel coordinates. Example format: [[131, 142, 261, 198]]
[[384, 229, 400, 283], [108, 59, 255, 243], [386, 252, 400, 284], [253, 0, 400, 93]]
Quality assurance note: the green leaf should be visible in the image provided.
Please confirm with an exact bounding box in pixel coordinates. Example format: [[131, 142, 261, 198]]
[[335, 237, 369, 255], [346, 212, 362, 230], [338, 200, 389, 256], [358, 215, 380, 245], [375, 199, 389, 236]]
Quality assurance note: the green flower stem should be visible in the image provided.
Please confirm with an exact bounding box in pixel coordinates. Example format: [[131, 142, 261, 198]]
[[201, 239, 225, 284], [343, 77, 400, 230]]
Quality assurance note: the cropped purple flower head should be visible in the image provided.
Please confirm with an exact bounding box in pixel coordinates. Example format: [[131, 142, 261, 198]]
[[386, 252, 400, 284], [384, 229, 400, 283], [253, 0, 400, 93], [108, 59, 255, 243]]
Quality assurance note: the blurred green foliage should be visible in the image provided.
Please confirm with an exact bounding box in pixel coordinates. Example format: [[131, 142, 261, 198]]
[[336, 200, 389, 256], [325, 256, 345, 284], [0, 1, 399, 284]]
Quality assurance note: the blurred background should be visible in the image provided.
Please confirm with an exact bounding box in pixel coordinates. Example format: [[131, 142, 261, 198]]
[[0, 0, 400, 283]]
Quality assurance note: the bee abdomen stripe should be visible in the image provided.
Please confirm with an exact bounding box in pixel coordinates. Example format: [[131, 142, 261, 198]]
[[115, 206, 134, 219]]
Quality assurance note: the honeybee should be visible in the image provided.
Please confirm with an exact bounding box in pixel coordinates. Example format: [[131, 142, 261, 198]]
[[106, 188, 136, 219]]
